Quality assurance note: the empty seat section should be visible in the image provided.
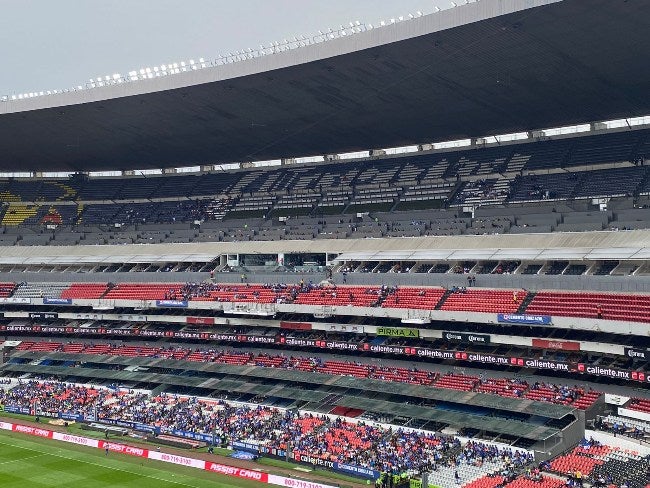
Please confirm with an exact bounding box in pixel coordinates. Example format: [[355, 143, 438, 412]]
[[103, 283, 183, 300], [441, 289, 524, 313], [381, 287, 446, 309], [60, 283, 109, 299], [526, 291, 650, 323]]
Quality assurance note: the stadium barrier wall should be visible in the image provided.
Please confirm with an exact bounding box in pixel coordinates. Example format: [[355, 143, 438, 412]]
[[0, 309, 630, 356], [0, 421, 339, 488], [1, 270, 649, 292]]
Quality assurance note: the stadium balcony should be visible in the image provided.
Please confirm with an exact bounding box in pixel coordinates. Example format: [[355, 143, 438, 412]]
[[627, 398, 650, 414], [11, 341, 605, 410], [3, 280, 650, 324], [598, 415, 650, 440]]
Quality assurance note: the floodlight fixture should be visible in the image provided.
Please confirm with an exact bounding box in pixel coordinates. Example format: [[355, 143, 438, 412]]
[[417, 11, 423, 16], [398, 16, 404, 21], [434, 6, 440, 12], [380, 20, 385, 26], [451, 2, 457, 6]]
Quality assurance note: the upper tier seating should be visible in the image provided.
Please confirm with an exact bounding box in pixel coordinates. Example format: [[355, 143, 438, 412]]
[[381, 287, 446, 309], [103, 283, 183, 301], [12, 282, 70, 299], [10, 280, 650, 324], [294, 286, 384, 307], [60, 283, 109, 299], [440, 289, 524, 313], [526, 291, 650, 323], [0, 128, 647, 232]]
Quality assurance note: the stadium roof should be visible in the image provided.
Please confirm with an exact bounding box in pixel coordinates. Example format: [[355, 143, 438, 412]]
[[1, 0, 649, 172], [0, 230, 647, 265]]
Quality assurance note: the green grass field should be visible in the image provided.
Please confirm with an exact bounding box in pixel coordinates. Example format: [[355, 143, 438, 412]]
[[0, 428, 263, 488]]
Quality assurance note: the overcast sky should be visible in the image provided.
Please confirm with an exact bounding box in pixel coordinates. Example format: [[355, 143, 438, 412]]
[[0, 0, 453, 96]]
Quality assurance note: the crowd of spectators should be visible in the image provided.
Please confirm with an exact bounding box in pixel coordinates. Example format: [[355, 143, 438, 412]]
[[0, 380, 143, 418], [0, 380, 533, 476]]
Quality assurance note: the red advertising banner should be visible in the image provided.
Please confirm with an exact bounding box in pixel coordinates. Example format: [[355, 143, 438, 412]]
[[205, 462, 269, 482], [280, 321, 312, 331], [532, 338, 581, 351], [186, 316, 215, 326], [12, 424, 53, 438], [98, 440, 149, 458]]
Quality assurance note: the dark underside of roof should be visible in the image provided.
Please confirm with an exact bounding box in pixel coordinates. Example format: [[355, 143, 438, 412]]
[[1, 0, 649, 172]]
